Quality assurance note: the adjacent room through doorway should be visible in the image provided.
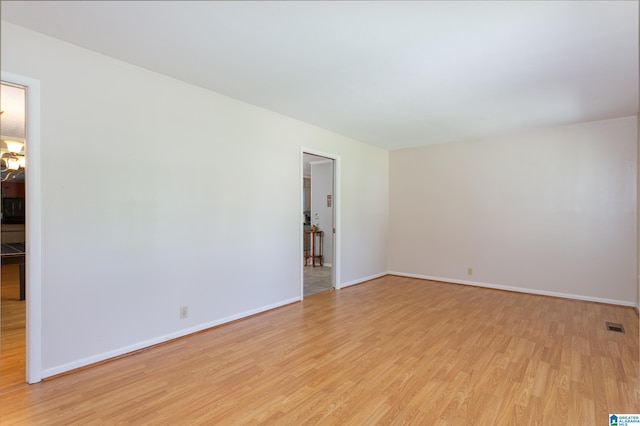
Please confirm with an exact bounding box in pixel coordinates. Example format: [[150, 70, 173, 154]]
[[302, 152, 335, 297], [0, 80, 28, 392]]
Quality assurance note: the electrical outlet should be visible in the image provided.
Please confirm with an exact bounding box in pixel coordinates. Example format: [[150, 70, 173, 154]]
[[467, 267, 473, 276], [180, 305, 188, 319]]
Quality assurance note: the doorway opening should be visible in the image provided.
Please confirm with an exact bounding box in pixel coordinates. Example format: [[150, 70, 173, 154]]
[[1, 81, 27, 392], [1, 71, 42, 387], [301, 149, 339, 297]]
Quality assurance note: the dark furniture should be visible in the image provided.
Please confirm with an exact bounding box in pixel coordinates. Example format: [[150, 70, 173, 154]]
[[1, 242, 25, 300], [304, 230, 323, 267]]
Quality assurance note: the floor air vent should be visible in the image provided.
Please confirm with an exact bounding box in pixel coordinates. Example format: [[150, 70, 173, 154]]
[[606, 322, 625, 333]]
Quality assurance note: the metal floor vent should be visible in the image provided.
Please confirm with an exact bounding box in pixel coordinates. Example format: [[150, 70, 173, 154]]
[[606, 322, 625, 333]]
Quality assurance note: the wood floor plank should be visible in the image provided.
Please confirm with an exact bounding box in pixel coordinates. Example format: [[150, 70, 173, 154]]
[[1, 275, 638, 424], [1, 264, 26, 394]]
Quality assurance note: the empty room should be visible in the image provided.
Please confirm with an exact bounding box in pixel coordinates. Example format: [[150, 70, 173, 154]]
[[1, 1, 638, 424]]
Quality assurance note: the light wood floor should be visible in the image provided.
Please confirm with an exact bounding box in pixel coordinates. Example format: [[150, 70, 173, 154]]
[[1, 264, 26, 393], [1, 275, 638, 424]]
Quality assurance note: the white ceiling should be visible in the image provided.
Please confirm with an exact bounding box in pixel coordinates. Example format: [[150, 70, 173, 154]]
[[2, 1, 638, 150], [0, 83, 26, 142]]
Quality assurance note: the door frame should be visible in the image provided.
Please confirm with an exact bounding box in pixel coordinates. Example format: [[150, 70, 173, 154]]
[[2, 71, 42, 384], [301, 147, 341, 296]]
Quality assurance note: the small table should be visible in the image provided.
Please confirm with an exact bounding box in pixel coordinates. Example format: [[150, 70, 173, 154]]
[[1, 242, 25, 300], [304, 230, 323, 267]]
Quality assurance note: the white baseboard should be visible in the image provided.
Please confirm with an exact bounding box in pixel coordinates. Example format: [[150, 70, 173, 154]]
[[42, 296, 301, 379], [340, 272, 387, 289], [388, 271, 637, 307], [41, 272, 636, 379]]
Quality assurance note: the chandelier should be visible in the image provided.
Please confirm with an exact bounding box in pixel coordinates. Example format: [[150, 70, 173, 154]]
[[1, 139, 26, 182]]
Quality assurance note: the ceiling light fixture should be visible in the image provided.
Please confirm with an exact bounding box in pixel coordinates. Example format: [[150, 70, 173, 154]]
[[1, 138, 26, 182], [5, 140, 24, 154]]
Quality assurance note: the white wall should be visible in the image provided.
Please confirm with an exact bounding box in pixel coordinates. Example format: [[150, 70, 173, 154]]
[[1, 22, 389, 376], [310, 159, 333, 264], [389, 117, 637, 305]]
